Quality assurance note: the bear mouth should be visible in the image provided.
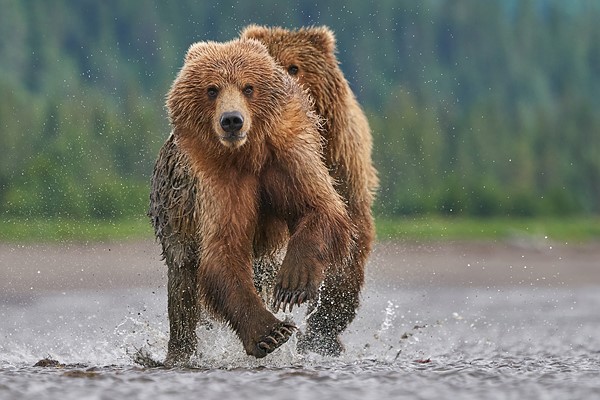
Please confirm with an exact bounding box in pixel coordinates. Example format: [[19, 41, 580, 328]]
[[219, 132, 248, 146]]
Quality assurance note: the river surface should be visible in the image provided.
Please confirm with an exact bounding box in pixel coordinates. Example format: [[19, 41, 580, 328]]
[[0, 240, 599, 399]]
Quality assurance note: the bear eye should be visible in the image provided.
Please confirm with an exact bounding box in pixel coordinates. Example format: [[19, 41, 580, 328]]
[[288, 65, 299, 75], [207, 87, 219, 99], [243, 85, 254, 97]]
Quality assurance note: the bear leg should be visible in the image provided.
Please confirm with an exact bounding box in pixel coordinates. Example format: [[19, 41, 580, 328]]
[[298, 211, 373, 356], [199, 253, 296, 359], [165, 259, 200, 367], [297, 267, 362, 356]]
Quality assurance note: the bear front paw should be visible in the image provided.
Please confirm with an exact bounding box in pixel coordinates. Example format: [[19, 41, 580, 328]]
[[272, 259, 324, 313], [272, 285, 318, 313], [253, 321, 296, 358]]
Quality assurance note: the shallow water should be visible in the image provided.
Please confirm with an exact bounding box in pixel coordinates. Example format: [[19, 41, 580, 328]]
[[1, 279, 599, 399]]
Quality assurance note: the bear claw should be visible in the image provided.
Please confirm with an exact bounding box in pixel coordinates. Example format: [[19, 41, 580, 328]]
[[272, 288, 311, 313], [255, 321, 296, 357]]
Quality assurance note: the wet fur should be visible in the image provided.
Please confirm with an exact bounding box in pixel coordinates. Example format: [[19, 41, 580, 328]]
[[241, 25, 379, 355], [149, 38, 353, 365]]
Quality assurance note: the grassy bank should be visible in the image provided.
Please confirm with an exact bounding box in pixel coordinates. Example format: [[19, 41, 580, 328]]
[[376, 216, 600, 242], [0, 216, 599, 243], [0, 217, 154, 243]]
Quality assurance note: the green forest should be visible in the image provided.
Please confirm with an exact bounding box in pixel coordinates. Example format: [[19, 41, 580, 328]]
[[1, 0, 599, 223]]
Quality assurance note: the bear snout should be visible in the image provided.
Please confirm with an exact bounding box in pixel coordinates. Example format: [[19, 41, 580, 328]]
[[220, 111, 245, 134]]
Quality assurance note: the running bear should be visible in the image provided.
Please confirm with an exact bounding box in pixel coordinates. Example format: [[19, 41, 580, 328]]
[[149, 38, 353, 365], [241, 25, 379, 356]]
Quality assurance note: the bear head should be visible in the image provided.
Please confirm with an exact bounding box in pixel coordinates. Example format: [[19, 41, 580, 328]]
[[167, 38, 288, 151], [240, 25, 346, 119]]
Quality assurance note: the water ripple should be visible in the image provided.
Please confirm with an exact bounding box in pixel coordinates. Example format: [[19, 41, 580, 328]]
[[1, 286, 599, 399]]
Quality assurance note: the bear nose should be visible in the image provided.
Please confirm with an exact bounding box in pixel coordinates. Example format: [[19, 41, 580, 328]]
[[220, 111, 244, 133]]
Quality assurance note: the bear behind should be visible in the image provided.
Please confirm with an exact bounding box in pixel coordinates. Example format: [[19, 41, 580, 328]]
[[241, 25, 378, 356]]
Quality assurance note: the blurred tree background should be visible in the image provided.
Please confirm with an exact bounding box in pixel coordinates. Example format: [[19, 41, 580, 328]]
[[1, 0, 599, 222]]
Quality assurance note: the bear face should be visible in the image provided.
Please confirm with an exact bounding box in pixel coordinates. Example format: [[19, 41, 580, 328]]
[[241, 25, 345, 119], [167, 39, 287, 151]]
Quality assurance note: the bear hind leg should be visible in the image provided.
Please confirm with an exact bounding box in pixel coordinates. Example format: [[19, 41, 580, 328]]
[[297, 268, 362, 356], [298, 212, 372, 357], [165, 250, 201, 367]]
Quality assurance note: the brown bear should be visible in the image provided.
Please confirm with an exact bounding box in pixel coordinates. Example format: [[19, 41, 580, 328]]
[[241, 25, 379, 356], [149, 38, 354, 366]]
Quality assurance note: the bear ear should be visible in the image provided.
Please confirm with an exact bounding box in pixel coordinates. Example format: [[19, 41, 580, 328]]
[[185, 41, 211, 62], [306, 26, 336, 55], [240, 24, 270, 41]]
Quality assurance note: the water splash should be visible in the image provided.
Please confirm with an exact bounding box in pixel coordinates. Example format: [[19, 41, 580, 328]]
[[375, 300, 398, 339]]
